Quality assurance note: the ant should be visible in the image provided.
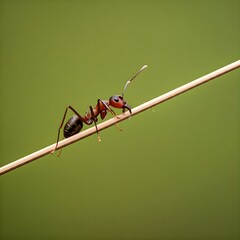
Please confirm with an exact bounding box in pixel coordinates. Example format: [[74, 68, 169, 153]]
[[53, 65, 147, 154]]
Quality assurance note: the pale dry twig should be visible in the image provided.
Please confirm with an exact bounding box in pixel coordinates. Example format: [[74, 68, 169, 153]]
[[0, 60, 239, 175]]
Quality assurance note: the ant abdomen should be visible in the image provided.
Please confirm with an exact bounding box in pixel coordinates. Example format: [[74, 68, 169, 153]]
[[64, 115, 83, 138]]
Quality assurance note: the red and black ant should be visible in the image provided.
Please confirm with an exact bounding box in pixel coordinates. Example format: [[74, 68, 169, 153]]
[[53, 65, 147, 153]]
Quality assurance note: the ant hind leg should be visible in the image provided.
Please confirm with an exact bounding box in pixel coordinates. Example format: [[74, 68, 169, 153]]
[[52, 105, 85, 155]]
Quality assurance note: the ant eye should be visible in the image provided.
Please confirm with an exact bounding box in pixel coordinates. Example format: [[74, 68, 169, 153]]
[[114, 98, 119, 102]]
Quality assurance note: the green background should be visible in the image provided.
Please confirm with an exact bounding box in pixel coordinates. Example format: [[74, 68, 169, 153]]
[[1, 0, 239, 239]]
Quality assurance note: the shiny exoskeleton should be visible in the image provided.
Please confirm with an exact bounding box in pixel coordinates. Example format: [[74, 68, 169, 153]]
[[53, 65, 147, 153], [63, 96, 131, 138]]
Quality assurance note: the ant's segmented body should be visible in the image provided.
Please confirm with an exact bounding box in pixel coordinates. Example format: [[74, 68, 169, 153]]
[[63, 96, 131, 138], [53, 65, 147, 153]]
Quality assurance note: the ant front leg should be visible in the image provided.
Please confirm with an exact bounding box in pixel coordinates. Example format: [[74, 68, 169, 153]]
[[52, 105, 86, 154]]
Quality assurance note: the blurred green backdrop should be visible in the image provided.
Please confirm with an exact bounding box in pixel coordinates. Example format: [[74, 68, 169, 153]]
[[0, 0, 239, 239]]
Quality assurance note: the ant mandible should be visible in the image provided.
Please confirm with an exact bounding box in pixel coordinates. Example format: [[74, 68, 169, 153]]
[[53, 65, 147, 153]]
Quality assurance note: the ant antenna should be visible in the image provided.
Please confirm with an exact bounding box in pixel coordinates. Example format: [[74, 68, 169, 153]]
[[122, 65, 148, 97]]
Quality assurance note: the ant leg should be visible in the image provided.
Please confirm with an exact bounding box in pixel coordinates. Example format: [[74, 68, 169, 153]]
[[52, 105, 86, 154], [97, 99, 120, 119], [52, 107, 69, 154], [108, 106, 123, 131], [113, 122, 123, 131], [89, 105, 101, 142]]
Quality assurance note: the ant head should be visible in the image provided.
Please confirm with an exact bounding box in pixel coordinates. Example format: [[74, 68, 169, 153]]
[[109, 95, 131, 113], [109, 95, 126, 108]]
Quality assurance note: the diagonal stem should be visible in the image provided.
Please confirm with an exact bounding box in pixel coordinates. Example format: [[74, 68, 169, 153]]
[[1, 60, 240, 175]]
